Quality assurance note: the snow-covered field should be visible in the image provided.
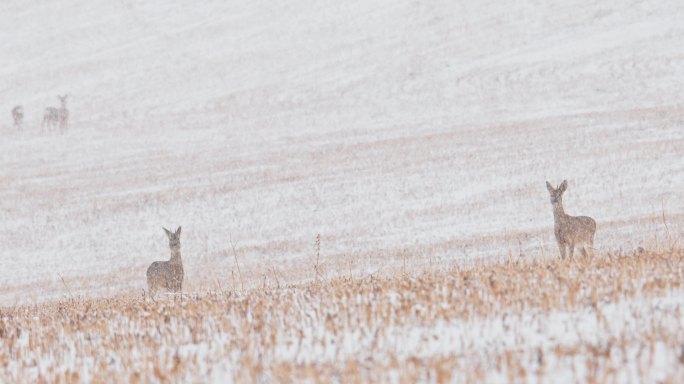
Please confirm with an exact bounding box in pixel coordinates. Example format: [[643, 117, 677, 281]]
[[2, 0, 683, 303], [1, 0, 684, 381], [2, 252, 684, 382]]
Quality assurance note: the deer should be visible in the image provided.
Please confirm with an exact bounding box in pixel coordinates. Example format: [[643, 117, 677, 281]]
[[146, 226, 184, 297], [11, 105, 24, 129], [546, 180, 596, 260], [42, 95, 69, 131]]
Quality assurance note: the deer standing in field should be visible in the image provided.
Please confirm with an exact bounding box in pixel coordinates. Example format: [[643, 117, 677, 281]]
[[546, 180, 596, 259], [42, 95, 69, 131], [11, 105, 24, 129], [147, 226, 184, 296]]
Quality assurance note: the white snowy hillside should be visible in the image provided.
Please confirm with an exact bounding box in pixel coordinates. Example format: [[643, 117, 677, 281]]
[[1, 0, 683, 303]]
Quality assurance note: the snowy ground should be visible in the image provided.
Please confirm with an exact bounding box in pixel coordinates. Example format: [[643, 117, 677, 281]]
[[1, 1, 684, 303], [3, 253, 684, 382]]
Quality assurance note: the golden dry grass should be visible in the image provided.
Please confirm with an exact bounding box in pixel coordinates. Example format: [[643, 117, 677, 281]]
[[2, 249, 684, 383]]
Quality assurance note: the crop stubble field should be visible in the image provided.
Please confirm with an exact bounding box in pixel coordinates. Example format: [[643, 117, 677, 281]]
[[1, 0, 684, 382], [2, 250, 684, 382]]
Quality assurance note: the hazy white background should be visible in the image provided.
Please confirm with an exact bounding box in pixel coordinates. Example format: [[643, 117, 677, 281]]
[[1, 0, 683, 303]]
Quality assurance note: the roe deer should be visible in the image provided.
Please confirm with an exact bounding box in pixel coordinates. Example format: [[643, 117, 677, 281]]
[[546, 180, 596, 259], [11, 105, 24, 129], [147, 226, 184, 296], [42, 95, 69, 131]]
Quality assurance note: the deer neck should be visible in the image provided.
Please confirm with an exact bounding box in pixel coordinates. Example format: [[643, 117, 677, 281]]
[[552, 202, 567, 222], [169, 246, 182, 265]]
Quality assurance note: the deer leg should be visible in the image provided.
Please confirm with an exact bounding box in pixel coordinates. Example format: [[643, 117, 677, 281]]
[[581, 246, 589, 258], [558, 242, 566, 260], [569, 244, 575, 260]]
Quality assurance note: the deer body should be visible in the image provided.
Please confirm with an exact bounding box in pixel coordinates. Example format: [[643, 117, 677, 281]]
[[147, 226, 184, 295], [11, 105, 23, 129], [42, 108, 58, 129], [546, 180, 596, 259], [43, 95, 68, 130]]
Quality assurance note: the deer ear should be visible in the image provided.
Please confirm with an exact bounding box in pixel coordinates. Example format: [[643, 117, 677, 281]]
[[163, 227, 172, 237], [546, 181, 554, 192], [560, 180, 568, 192], [176, 226, 182, 236]]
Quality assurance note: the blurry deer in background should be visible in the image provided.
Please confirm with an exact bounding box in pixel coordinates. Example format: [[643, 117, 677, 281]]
[[42, 95, 69, 131], [146, 226, 184, 297], [11, 105, 23, 129], [546, 180, 596, 259]]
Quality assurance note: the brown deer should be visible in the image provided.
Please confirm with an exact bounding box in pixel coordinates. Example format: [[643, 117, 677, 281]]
[[546, 180, 596, 259], [146, 226, 184, 296], [42, 95, 69, 131], [11, 105, 24, 129]]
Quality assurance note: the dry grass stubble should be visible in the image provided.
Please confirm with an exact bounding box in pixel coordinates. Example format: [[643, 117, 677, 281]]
[[1, 248, 684, 382]]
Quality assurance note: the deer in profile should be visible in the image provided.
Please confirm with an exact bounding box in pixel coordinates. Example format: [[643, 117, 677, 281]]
[[11, 105, 24, 129], [147, 226, 184, 296], [546, 180, 596, 259], [42, 95, 69, 131]]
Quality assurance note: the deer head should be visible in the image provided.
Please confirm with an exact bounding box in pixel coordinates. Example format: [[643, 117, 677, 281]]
[[546, 180, 567, 206], [58, 95, 68, 107], [163, 226, 182, 249]]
